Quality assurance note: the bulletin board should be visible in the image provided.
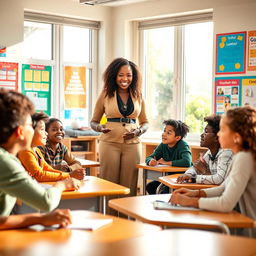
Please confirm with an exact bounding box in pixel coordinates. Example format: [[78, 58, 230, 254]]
[[0, 62, 18, 91], [216, 31, 246, 74], [21, 64, 52, 115], [215, 76, 256, 114]]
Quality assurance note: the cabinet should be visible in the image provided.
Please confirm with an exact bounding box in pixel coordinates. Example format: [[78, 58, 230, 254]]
[[62, 136, 99, 175]]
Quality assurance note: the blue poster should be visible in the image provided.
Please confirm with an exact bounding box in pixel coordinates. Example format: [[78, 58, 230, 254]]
[[216, 32, 246, 74]]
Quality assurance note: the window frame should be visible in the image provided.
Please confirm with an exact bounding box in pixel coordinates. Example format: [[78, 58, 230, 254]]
[[23, 12, 100, 123], [138, 11, 213, 143]]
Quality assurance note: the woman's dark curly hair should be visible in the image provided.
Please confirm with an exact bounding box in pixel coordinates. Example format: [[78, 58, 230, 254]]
[[0, 89, 34, 144], [103, 57, 141, 98], [225, 106, 256, 160]]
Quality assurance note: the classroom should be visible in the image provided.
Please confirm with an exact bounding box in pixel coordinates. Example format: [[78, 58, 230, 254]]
[[0, 0, 256, 255]]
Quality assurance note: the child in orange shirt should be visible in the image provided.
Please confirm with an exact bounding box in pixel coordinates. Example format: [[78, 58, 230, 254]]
[[18, 112, 85, 182]]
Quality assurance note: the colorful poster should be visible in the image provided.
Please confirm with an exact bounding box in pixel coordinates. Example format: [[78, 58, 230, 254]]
[[215, 76, 256, 114], [22, 64, 52, 115], [0, 46, 6, 57], [0, 62, 18, 91], [242, 78, 256, 107], [64, 66, 86, 120], [216, 31, 246, 74], [247, 31, 256, 71]]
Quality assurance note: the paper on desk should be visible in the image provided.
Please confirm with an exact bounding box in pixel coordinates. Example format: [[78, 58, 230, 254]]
[[153, 164, 170, 167], [68, 210, 113, 231], [153, 200, 200, 211], [29, 210, 113, 232]]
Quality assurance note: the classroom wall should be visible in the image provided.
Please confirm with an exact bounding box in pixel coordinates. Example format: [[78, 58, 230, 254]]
[[112, 0, 256, 65], [0, 0, 113, 97], [1, 0, 255, 113]]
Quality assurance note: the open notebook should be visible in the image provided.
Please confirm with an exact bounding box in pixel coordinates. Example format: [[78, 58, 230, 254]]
[[29, 210, 113, 231]]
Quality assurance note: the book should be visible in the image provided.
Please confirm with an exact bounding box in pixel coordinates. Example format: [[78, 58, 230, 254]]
[[68, 210, 113, 230]]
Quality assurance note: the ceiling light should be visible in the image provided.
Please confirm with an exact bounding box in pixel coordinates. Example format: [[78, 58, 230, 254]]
[[80, 0, 125, 5]]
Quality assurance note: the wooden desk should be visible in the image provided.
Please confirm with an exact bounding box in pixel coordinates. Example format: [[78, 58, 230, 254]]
[[106, 229, 256, 256], [159, 173, 217, 191], [18, 177, 129, 215], [109, 194, 254, 233], [136, 163, 187, 194], [55, 176, 129, 214], [0, 211, 161, 256], [76, 158, 100, 176]]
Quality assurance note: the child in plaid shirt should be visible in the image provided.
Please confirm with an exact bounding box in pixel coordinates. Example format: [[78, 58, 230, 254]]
[[177, 115, 233, 184], [38, 118, 82, 172]]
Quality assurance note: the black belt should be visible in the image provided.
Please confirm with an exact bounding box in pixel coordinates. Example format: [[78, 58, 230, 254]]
[[107, 118, 136, 124]]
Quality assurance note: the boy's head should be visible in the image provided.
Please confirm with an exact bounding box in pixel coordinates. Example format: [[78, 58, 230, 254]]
[[0, 89, 34, 146], [162, 119, 189, 147], [46, 118, 65, 144], [200, 114, 221, 149], [31, 112, 49, 147]]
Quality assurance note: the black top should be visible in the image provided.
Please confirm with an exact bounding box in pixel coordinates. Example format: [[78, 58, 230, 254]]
[[116, 93, 134, 117]]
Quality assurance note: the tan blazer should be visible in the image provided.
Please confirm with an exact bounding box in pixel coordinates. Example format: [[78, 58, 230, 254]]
[[91, 90, 148, 144]]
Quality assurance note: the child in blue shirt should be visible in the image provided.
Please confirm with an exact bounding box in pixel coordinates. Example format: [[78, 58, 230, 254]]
[[146, 119, 192, 194]]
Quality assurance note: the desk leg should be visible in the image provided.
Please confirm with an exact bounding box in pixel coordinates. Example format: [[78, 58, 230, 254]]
[[162, 172, 171, 194], [86, 167, 90, 176], [100, 196, 106, 215], [143, 169, 148, 195]]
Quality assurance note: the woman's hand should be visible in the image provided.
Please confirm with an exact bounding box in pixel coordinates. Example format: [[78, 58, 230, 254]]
[[40, 209, 72, 228], [70, 168, 85, 180], [97, 124, 111, 133]]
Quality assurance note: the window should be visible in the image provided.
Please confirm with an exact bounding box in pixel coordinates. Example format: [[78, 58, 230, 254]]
[[139, 13, 213, 140], [24, 21, 53, 60], [23, 12, 99, 127]]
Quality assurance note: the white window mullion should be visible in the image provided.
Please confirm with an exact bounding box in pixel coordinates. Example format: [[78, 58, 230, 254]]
[[51, 24, 60, 118], [173, 25, 184, 120]]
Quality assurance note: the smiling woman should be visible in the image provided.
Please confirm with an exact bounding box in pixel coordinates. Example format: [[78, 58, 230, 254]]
[[90, 58, 149, 207]]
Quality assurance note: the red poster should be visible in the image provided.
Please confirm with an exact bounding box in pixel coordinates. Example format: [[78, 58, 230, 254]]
[[0, 62, 18, 91]]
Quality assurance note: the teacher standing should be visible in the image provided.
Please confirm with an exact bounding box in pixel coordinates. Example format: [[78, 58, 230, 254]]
[[90, 58, 148, 196]]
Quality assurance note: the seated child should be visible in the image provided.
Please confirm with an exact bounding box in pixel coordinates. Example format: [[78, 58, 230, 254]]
[[38, 118, 82, 172], [146, 119, 192, 194], [0, 89, 80, 228], [170, 107, 256, 237], [177, 115, 233, 184], [18, 113, 85, 182]]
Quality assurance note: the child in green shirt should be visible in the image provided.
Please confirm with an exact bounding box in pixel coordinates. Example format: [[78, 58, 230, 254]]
[[146, 119, 192, 194]]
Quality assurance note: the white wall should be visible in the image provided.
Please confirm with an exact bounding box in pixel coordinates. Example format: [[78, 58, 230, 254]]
[[112, 0, 256, 66], [0, 0, 114, 96], [0, 0, 24, 47]]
